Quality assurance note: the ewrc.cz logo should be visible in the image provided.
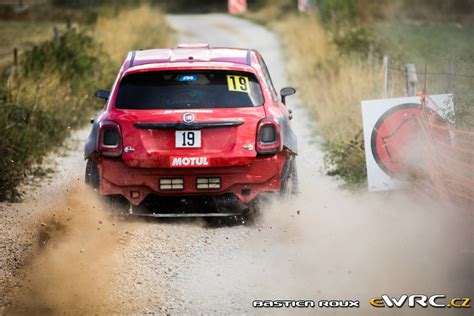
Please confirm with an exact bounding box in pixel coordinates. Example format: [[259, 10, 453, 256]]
[[370, 295, 471, 308], [170, 157, 209, 167]]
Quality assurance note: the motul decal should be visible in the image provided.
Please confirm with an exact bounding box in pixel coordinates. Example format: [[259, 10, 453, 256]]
[[170, 157, 210, 167]]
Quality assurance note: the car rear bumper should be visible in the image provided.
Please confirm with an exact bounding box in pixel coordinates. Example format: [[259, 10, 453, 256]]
[[98, 152, 286, 205]]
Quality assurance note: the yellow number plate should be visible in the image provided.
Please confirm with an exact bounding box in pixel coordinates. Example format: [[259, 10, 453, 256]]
[[227, 75, 250, 93]]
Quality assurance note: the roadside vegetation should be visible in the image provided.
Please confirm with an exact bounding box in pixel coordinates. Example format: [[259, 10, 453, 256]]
[[375, 22, 474, 129], [95, 5, 174, 67], [247, 0, 474, 187], [0, 2, 174, 201], [0, 20, 55, 69]]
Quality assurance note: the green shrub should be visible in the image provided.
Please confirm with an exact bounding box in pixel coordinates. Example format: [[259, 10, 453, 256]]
[[0, 89, 63, 200], [317, 0, 356, 31], [0, 30, 111, 201], [333, 27, 373, 56], [323, 131, 367, 188], [22, 30, 105, 82]]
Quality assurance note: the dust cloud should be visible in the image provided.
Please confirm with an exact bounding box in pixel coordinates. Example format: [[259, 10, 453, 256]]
[[248, 173, 473, 315], [6, 184, 130, 315], [165, 157, 472, 315], [5, 174, 471, 315]]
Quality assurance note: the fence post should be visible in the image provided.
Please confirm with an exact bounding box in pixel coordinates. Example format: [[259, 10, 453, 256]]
[[53, 25, 60, 46], [7, 47, 19, 86], [66, 17, 73, 33], [404, 64, 417, 96], [447, 61, 454, 93], [368, 44, 376, 97], [423, 64, 427, 94], [382, 55, 390, 98], [13, 47, 18, 67]]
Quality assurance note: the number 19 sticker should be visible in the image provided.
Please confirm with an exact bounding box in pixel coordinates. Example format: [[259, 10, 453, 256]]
[[227, 75, 249, 93]]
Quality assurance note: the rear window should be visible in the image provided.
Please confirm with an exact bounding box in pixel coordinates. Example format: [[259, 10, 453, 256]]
[[115, 70, 264, 109]]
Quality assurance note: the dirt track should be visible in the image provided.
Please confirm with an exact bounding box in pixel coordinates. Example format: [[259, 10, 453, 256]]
[[0, 14, 472, 315]]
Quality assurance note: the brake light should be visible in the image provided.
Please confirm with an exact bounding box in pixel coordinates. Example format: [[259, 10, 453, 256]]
[[98, 121, 123, 157], [256, 118, 281, 155]]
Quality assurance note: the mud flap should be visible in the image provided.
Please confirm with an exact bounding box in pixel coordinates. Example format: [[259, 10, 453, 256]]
[[278, 116, 298, 155]]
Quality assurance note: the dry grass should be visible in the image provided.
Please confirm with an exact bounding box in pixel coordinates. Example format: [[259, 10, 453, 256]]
[[10, 72, 80, 114], [273, 14, 380, 143], [246, 5, 375, 184], [0, 20, 55, 68], [269, 13, 413, 185], [247, 2, 422, 143], [249, 0, 473, 185], [94, 4, 175, 67]]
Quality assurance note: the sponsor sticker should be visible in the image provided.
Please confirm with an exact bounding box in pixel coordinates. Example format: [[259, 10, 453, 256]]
[[170, 156, 210, 167], [178, 74, 198, 81]]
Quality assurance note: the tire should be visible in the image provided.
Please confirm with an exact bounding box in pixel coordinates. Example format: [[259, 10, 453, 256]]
[[85, 159, 128, 213], [281, 155, 299, 197], [85, 159, 100, 189], [290, 158, 299, 195]]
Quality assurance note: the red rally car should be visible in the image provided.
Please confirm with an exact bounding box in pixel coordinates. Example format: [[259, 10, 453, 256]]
[[84, 43, 298, 218]]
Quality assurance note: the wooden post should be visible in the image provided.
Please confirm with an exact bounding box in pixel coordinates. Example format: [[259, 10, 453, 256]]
[[447, 62, 454, 93], [53, 25, 60, 46], [367, 44, 372, 64], [423, 64, 427, 94], [368, 44, 376, 97], [8, 47, 19, 85], [66, 18, 71, 33], [382, 55, 390, 98], [13, 47, 18, 66], [404, 64, 418, 96]]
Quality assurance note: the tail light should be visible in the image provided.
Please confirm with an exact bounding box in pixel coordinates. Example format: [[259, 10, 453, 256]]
[[98, 121, 123, 157], [256, 118, 281, 155]]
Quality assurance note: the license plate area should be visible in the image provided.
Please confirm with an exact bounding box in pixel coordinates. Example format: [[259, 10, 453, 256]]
[[175, 130, 201, 148]]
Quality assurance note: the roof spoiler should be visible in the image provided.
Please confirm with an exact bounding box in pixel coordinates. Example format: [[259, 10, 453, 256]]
[[177, 43, 210, 49]]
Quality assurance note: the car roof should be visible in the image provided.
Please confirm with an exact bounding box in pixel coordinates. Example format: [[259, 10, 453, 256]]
[[122, 44, 256, 72]]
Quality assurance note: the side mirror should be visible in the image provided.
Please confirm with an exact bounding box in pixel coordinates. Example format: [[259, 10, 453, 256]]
[[280, 87, 296, 105], [95, 90, 110, 100]]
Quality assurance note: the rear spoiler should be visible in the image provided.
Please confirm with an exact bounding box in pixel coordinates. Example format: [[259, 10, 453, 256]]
[[134, 121, 244, 130]]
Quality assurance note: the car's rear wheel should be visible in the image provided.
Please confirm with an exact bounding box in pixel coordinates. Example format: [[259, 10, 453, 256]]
[[290, 159, 299, 195], [85, 159, 128, 212], [85, 159, 100, 189], [281, 155, 299, 197]]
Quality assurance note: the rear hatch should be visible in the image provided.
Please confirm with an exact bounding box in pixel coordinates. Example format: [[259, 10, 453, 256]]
[[114, 69, 266, 168]]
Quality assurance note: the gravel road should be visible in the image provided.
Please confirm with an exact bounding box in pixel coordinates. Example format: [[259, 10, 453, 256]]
[[1, 14, 472, 315]]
